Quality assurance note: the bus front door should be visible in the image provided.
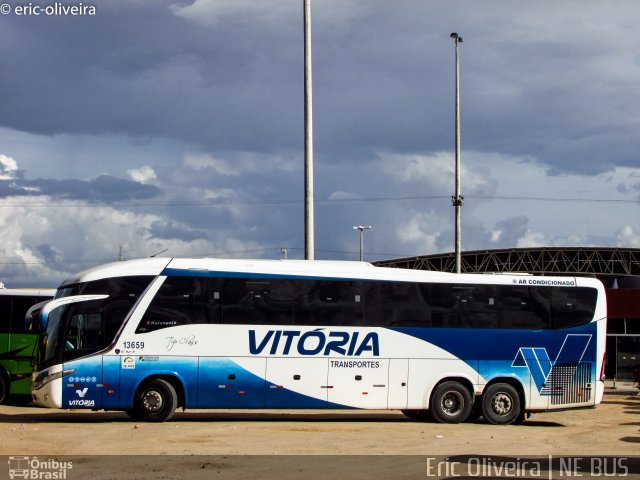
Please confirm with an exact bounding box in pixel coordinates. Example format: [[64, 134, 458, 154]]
[[59, 303, 111, 410]]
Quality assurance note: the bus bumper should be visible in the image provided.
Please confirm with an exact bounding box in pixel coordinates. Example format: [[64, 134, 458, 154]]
[[595, 380, 605, 405], [31, 365, 64, 409]]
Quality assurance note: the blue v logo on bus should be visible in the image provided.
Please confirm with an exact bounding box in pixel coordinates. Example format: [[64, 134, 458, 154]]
[[512, 334, 592, 394], [249, 329, 380, 356]]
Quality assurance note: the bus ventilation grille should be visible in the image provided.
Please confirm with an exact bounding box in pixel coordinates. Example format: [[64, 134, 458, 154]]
[[543, 362, 592, 405]]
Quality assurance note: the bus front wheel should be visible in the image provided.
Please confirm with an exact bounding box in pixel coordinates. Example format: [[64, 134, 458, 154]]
[[481, 383, 521, 425], [430, 381, 473, 423], [133, 379, 178, 422]]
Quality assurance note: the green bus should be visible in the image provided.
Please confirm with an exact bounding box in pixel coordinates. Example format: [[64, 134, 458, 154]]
[[0, 287, 55, 403]]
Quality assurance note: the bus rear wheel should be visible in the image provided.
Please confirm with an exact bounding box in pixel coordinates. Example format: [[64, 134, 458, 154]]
[[430, 381, 473, 424], [133, 379, 178, 422], [481, 383, 521, 425]]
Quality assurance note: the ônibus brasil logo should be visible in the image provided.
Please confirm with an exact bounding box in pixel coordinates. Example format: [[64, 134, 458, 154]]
[[249, 330, 380, 356]]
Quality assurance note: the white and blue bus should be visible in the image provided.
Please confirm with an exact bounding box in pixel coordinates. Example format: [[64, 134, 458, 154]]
[[31, 258, 606, 424]]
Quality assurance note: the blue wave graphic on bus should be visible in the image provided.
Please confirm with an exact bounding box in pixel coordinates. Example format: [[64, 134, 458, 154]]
[[512, 334, 592, 394], [249, 330, 380, 356]]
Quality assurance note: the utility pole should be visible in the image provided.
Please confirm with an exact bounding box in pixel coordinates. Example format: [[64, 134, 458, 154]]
[[304, 0, 315, 260], [353, 225, 372, 262], [450, 32, 464, 274]]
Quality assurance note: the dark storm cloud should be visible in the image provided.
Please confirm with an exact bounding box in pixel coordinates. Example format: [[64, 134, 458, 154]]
[[2, 1, 637, 178], [0, 174, 162, 201], [0, 0, 303, 151], [0, 0, 638, 289]]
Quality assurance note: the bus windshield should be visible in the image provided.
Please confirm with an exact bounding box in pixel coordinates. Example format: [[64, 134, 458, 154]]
[[54, 275, 155, 299], [36, 275, 157, 370], [42, 304, 64, 366]]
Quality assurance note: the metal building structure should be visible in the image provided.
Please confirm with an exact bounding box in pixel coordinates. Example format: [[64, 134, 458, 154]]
[[376, 247, 640, 279]]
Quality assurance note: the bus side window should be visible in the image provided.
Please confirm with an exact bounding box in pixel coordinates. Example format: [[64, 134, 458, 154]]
[[260, 279, 295, 325], [207, 278, 222, 325], [296, 281, 363, 326], [137, 277, 209, 333], [363, 282, 431, 327], [551, 287, 597, 329], [430, 284, 457, 328], [222, 278, 268, 325], [1, 295, 39, 333], [222, 278, 297, 325], [428, 284, 499, 329], [63, 310, 104, 360], [462, 285, 498, 328], [0, 296, 12, 331]]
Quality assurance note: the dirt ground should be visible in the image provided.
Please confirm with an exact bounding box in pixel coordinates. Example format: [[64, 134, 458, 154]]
[[0, 390, 638, 479]]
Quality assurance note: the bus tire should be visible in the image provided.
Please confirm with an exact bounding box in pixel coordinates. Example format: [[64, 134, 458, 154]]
[[401, 409, 432, 421], [0, 370, 8, 405], [481, 383, 521, 425], [430, 381, 473, 424], [133, 379, 178, 422]]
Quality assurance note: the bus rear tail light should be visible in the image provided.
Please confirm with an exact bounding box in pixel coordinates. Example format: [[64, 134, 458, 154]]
[[600, 352, 607, 381]]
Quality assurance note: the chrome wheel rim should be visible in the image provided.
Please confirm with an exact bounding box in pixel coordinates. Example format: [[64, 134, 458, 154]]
[[441, 390, 464, 416], [141, 390, 164, 413], [491, 393, 513, 416]]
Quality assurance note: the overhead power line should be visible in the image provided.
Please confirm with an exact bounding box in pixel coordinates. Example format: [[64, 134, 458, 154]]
[[0, 194, 637, 208]]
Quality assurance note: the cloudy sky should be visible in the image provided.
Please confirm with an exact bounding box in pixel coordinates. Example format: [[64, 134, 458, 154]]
[[0, 0, 639, 287]]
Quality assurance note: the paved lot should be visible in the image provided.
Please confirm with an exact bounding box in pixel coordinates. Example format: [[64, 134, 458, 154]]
[[0, 390, 638, 479]]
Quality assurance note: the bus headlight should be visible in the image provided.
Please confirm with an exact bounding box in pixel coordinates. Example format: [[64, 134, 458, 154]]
[[32, 369, 75, 390]]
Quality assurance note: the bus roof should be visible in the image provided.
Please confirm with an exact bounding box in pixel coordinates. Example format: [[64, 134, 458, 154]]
[[59, 257, 173, 287], [57, 257, 604, 289]]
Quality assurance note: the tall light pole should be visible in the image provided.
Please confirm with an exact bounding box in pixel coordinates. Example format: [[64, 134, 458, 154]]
[[304, 0, 315, 260], [353, 225, 372, 262], [450, 32, 464, 274]]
